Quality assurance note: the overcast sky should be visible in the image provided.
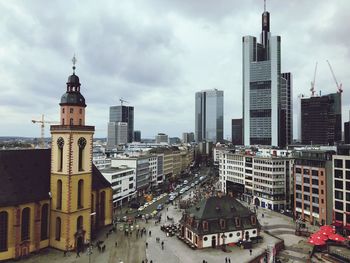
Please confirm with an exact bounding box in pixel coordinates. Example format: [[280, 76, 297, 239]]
[[0, 0, 349, 139]]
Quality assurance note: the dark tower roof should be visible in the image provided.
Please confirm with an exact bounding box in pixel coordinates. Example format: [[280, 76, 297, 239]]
[[60, 56, 86, 107]]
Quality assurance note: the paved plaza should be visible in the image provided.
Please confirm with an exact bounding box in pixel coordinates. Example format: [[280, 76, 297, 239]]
[[7, 187, 327, 263]]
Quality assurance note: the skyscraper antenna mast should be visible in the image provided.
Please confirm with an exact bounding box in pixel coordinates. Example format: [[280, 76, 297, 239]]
[[264, 0, 266, 12]]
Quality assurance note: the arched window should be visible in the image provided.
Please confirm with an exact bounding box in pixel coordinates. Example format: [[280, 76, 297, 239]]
[[21, 207, 30, 241], [70, 118, 73, 125], [62, 118, 65, 125], [77, 216, 83, 231], [57, 137, 64, 172], [40, 204, 49, 240], [55, 217, 61, 241], [78, 137, 86, 171], [57, 180, 62, 210], [77, 179, 84, 208], [0, 211, 8, 252], [100, 191, 106, 223]]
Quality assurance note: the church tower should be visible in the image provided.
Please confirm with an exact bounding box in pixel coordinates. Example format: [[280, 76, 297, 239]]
[[50, 56, 94, 251]]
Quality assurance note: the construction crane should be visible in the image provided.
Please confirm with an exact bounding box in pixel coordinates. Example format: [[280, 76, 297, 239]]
[[310, 62, 318, 97], [119, 97, 129, 106], [326, 60, 343, 93], [31, 114, 59, 148]]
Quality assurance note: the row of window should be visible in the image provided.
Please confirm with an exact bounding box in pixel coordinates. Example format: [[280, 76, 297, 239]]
[[62, 108, 83, 114], [57, 137, 86, 172], [0, 205, 49, 252], [56, 179, 84, 209]]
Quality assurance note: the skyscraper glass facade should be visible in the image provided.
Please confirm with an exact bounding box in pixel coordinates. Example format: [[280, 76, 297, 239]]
[[195, 89, 223, 143]]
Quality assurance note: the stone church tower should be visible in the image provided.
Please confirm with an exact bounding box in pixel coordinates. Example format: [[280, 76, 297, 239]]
[[50, 57, 94, 251]]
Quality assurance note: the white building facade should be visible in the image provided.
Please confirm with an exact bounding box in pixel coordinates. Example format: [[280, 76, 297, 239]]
[[219, 150, 293, 211], [100, 166, 136, 209]]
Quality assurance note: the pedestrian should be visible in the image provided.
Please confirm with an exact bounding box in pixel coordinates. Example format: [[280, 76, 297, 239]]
[[249, 249, 252, 255], [149, 230, 151, 236], [150, 261, 153, 263], [225, 257, 228, 263], [76, 250, 80, 258], [161, 241, 164, 250], [115, 241, 118, 247], [142, 261, 144, 263], [262, 213, 264, 218], [229, 258, 231, 263], [146, 242, 148, 249]]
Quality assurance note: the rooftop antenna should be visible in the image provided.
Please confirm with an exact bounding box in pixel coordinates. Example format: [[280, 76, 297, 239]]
[[264, 0, 266, 12]]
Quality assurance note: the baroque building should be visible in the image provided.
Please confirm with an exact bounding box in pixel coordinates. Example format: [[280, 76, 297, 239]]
[[0, 59, 113, 261]]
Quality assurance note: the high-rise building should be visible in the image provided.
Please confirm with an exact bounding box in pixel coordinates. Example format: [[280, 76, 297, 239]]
[[231, 119, 243, 145], [195, 89, 224, 143], [182, 132, 195, 143], [345, 122, 350, 144], [332, 145, 350, 235], [107, 122, 128, 148], [242, 6, 292, 147], [133, 130, 141, 142], [109, 105, 134, 143], [293, 149, 334, 225], [301, 92, 341, 145], [155, 133, 168, 144]]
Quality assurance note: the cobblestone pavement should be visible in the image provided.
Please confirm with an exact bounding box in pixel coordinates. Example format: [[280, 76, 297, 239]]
[[145, 196, 280, 263]]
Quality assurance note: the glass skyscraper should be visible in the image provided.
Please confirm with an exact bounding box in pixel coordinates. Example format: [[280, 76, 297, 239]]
[[109, 105, 134, 143], [242, 6, 292, 147], [195, 89, 224, 143]]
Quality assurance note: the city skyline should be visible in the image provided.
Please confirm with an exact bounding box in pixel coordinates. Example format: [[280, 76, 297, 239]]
[[0, 0, 349, 138]]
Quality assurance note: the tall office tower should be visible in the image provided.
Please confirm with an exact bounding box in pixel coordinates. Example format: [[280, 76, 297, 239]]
[[301, 92, 341, 145], [195, 89, 224, 143], [242, 5, 292, 147], [134, 130, 141, 142], [345, 122, 350, 144], [182, 132, 195, 143], [231, 119, 243, 145], [107, 122, 128, 148], [109, 105, 134, 143]]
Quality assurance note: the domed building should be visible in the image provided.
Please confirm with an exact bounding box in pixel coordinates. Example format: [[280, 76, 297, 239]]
[[0, 59, 113, 261]]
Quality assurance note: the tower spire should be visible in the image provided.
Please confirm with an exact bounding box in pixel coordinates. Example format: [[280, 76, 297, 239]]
[[264, 0, 266, 12], [72, 54, 77, 74]]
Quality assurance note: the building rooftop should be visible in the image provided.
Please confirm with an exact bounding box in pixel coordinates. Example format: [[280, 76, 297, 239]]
[[0, 149, 111, 207], [100, 166, 134, 173]]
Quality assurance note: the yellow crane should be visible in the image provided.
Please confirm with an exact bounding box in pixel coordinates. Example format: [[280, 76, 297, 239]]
[[31, 114, 59, 148]]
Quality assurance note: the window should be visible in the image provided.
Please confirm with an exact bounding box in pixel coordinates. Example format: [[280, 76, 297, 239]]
[[129, 183, 133, 189], [70, 118, 73, 125], [220, 219, 226, 229], [0, 211, 8, 252], [346, 160, 350, 169], [62, 108, 65, 113], [77, 179, 84, 208], [57, 180, 62, 209], [312, 170, 318, 176], [77, 216, 83, 231], [229, 233, 233, 238], [312, 188, 319, 195], [40, 204, 49, 240], [235, 217, 240, 227], [334, 159, 343, 168], [203, 236, 208, 241], [62, 118, 65, 125], [203, 221, 208, 231], [334, 190, 343, 200], [295, 168, 301, 173], [79, 108, 82, 114], [21, 207, 30, 241], [335, 212, 343, 221], [335, 201, 343, 210], [346, 171, 350, 180], [236, 232, 241, 237], [335, 180, 343, 189], [55, 217, 61, 241], [79, 119, 82, 125], [335, 169, 343, 179], [57, 137, 64, 172], [78, 137, 86, 171], [70, 108, 73, 113]]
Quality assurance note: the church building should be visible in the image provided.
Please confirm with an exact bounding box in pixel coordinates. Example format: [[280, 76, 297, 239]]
[[0, 59, 113, 261]]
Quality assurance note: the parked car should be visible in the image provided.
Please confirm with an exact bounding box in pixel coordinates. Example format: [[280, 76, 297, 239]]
[[183, 180, 188, 185], [191, 183, 195, 187], [157, 204, 164, 211], [138, 206, 145, 211]]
